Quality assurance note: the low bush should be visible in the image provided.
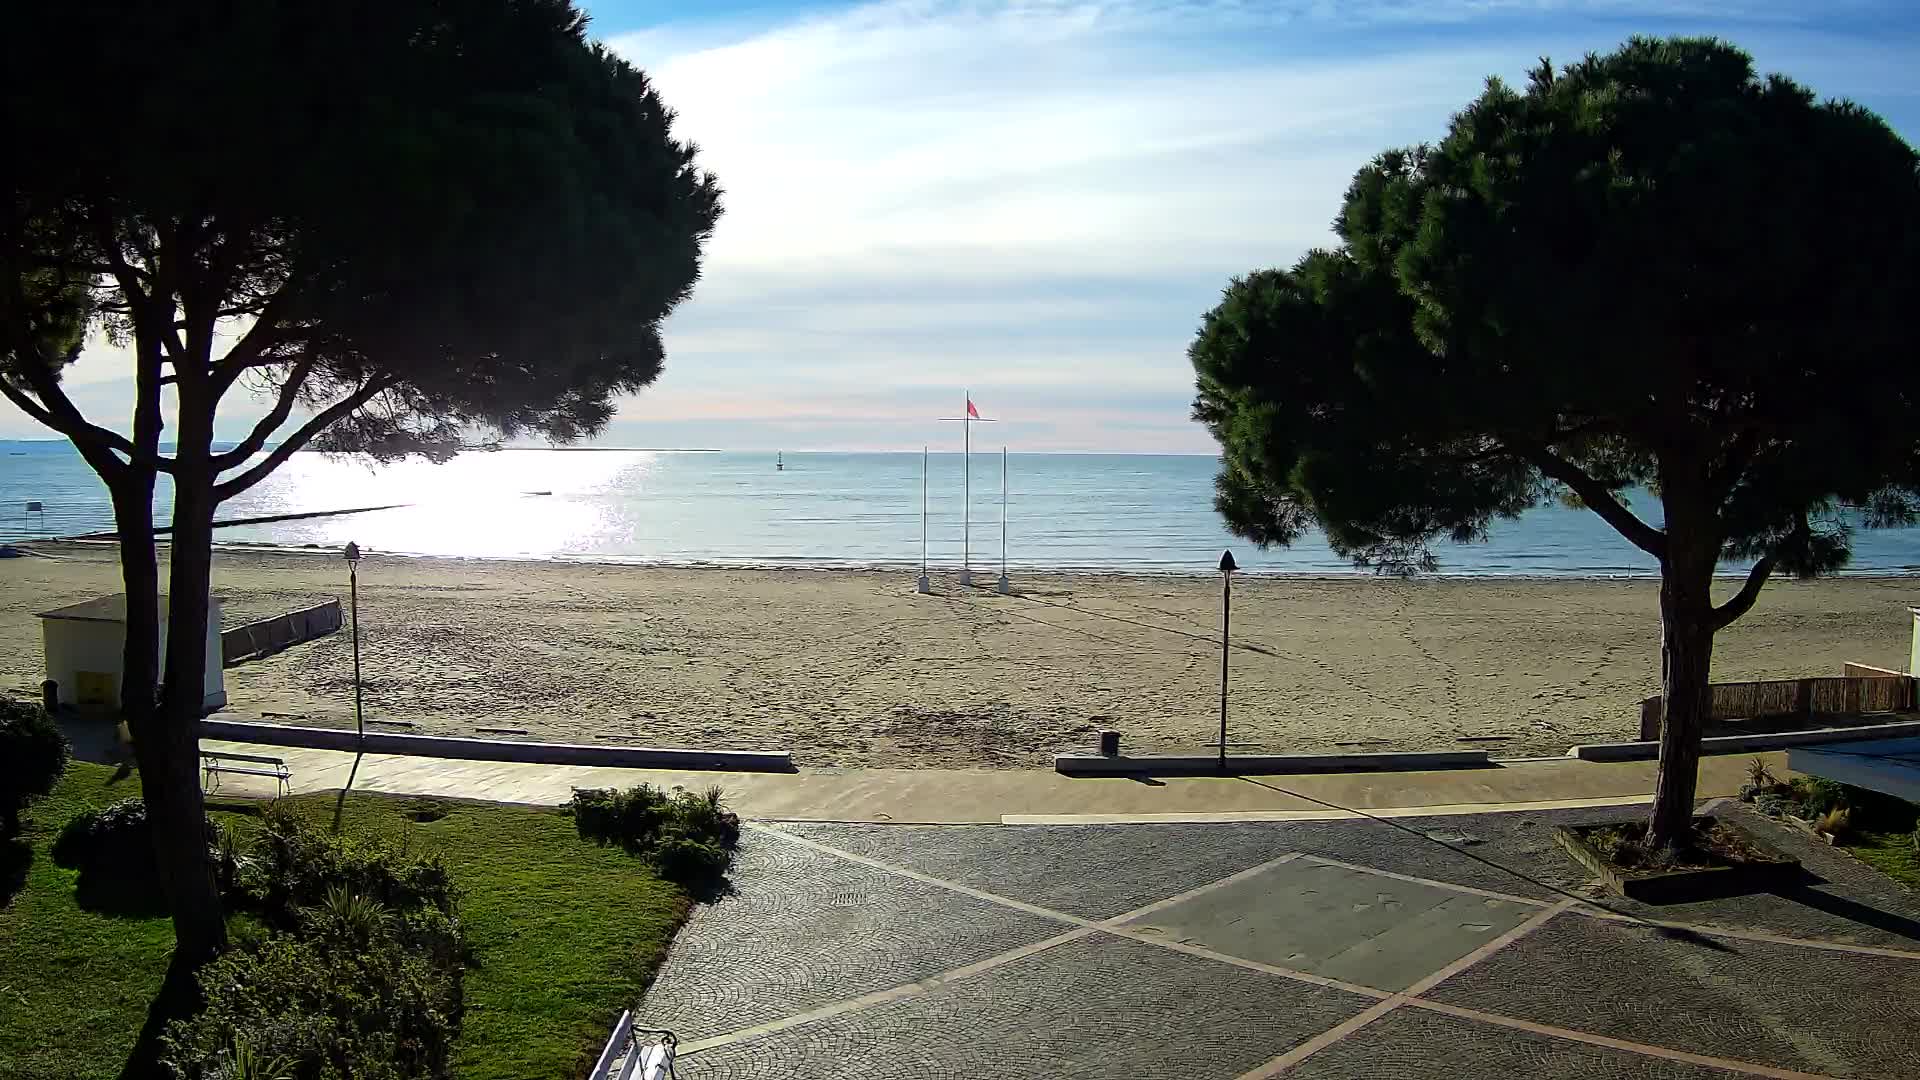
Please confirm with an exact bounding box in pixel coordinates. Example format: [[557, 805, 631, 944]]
[[1, 698, 70, 836], [52, 797, 155, 876], [165, 810, 470, 1080], [568, 784, 740, 887], [162, 903, 464, 1080], [244, 804, 456, 927]]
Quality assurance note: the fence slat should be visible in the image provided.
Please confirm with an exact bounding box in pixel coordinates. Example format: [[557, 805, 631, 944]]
[[1637, 672, 1917, 728]]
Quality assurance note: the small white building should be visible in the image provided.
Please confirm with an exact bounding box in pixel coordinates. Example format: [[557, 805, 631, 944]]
[[38, 594, 225, 713], [1910, 605, 1919, 676]]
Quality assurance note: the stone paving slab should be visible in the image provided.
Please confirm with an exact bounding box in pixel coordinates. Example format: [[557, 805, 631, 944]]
[[780, 821, 1296, 919], [1121, 859, 1538, 991], [1286, 1007, 1756, 1079], [636, 835, 1068, 1041], [1590, 805, 1920, 950], [1427, 914, 1920, 1078], [671, 933, 1376, 1079]]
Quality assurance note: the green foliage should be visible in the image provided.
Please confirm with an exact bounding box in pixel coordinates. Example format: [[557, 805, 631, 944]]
[[1745, 758, 1776, 789], [4, 0, 723, 464], [4, 763, 692, 1080], [0, 761, 176, 1080], [165, 805, 469, 1080], [0, 698, 69, 836], [160, 906, 465, 1080], [568, 784, 741, 887], [1190, 36, 1920, 577], [1788, 776, 1850, 819], [51, 798, 155, 877], [244, 803, 455, 927]]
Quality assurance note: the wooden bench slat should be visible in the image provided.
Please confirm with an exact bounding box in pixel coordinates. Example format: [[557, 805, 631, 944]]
[[206, 765, 288, 779], [203, 751, 287, 766]]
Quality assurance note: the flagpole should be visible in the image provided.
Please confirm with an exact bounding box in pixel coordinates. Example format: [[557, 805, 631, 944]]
[[996, 445, 1011, 595], [917, 445, 930, 594], [960, 389, 971, 586]]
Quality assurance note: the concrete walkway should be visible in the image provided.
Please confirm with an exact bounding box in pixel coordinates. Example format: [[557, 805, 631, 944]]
[[185, 734, 1780, 823], [639, 803, 1920, 1078]]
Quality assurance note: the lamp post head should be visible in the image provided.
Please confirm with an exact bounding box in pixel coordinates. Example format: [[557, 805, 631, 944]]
[[1218, 550, 1237, 574], [344, 541, 361, 563]]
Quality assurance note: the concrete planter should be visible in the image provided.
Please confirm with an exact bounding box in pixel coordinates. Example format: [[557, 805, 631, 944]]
[[1552, 816, 1801, 904]]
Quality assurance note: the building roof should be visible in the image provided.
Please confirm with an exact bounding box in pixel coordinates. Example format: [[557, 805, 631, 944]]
[[37, 594, 221, 623]]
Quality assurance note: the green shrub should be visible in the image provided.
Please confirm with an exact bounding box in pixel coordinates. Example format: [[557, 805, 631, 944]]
[[166, 813, 470, 1080], [1789, 776, 1849, 817], [568, 784, 741, 887], [162, 909, 464, 1080], [52, 798, 155, 875], [0, 697, 70, 836], [569, 784, 673, 853], [652, 835, 732, 885], [245, 804, 455, 928]]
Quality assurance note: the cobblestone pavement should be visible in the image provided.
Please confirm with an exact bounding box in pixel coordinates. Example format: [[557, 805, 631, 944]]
[[637, 803, 1920, 1078]]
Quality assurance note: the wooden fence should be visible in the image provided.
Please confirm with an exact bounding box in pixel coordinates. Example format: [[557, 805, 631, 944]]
[[221, 599, 342, 665], [1637, 669, 1917, 740]]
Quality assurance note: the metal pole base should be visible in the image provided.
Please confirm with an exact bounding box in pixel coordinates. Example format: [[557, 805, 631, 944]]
[[996, 574, 1011, 595], [915, 575, 931, 594], [958, 569, 973, 586]]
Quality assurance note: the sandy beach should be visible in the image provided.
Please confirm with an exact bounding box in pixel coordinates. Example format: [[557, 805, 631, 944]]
[[1, 542, 1913, 768]]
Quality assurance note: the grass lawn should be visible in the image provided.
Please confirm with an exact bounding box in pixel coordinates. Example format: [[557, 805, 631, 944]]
[[0, 761, 692, 1080], [1844, 831, 1920, 890]]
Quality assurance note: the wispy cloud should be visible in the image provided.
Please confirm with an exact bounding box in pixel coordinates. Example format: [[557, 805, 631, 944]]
[[7, 0, 1918, 452]]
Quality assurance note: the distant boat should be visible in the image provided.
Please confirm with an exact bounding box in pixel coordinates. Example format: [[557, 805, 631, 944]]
[[776, 452, 783, 471]]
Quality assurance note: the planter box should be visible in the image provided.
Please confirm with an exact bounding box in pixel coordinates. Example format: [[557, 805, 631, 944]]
[[1553, 816, 1802, 904]]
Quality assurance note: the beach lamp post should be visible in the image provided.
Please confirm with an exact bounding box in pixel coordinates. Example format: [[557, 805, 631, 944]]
[[1218, 549, 1236, 775], [344, 542, 365, 744]]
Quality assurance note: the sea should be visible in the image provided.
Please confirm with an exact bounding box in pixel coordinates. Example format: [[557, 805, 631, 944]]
[[5, 439, 1920, 577]]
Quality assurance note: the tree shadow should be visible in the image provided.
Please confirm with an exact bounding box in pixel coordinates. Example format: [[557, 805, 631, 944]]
[[680, 873, 737, 905], [1770, 879, 1920, 944], [72, 866, 171, 917], [1, 837, 30, 907]]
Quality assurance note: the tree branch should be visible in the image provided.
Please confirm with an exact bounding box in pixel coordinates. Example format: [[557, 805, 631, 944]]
[[2, 359, 169, 472], [209, 293, 289, 398], [213, 376, 393, 502], [1525, 445, 1668, 558], [1710, 556, 1774, 632], [210, 355, 316, 470]]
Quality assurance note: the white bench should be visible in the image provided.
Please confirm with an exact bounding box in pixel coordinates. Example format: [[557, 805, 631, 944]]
[[201, 750, 291, 797], [589, 1010, 676, 1080]]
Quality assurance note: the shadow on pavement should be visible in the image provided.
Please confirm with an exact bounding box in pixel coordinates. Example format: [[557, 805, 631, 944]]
[[1773, 882, 1920, 944]]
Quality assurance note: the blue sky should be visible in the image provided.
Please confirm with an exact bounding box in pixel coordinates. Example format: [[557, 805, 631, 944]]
[[7, 1, 1919, 452]]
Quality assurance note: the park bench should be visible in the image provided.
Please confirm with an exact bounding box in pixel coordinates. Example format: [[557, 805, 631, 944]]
[[589, 1010, 675, 1080], [201, 750, 292, 797]]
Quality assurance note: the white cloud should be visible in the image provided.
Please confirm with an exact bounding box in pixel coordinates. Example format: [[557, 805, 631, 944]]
[[8, 0, 1917, 452]]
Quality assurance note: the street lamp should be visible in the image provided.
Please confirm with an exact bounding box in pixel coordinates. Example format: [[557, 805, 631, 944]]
[[1218, 549, 1237, 775], [344, 542, 364, 745]]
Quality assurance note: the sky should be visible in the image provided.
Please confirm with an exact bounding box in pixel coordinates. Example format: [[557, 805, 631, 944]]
[[6, 1, 1919, 454]]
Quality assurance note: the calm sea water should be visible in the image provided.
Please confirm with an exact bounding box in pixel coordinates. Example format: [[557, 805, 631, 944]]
[[5, 440, 1919, 576]]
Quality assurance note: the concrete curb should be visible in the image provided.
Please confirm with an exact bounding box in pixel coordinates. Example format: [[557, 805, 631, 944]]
[[1567, 718, 1920, 762], [199, 719, 795, 773], [1054, 750, 1491, 776]]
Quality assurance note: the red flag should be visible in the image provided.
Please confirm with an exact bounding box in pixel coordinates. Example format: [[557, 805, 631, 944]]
[[966, 398, 979, 419]]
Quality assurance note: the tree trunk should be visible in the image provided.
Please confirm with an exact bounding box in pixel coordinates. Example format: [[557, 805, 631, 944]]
[[117, 420, 226, 1080], [1646, 537, 1717, 850], [153, 447, 225, 965], [108, 474, 160, 736]]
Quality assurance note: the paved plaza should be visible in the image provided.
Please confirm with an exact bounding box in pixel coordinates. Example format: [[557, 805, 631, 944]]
[[638, 802, 1920, 1078]]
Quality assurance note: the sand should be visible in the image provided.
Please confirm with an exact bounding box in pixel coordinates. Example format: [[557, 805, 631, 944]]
[[1, 542, 1914, 769]]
